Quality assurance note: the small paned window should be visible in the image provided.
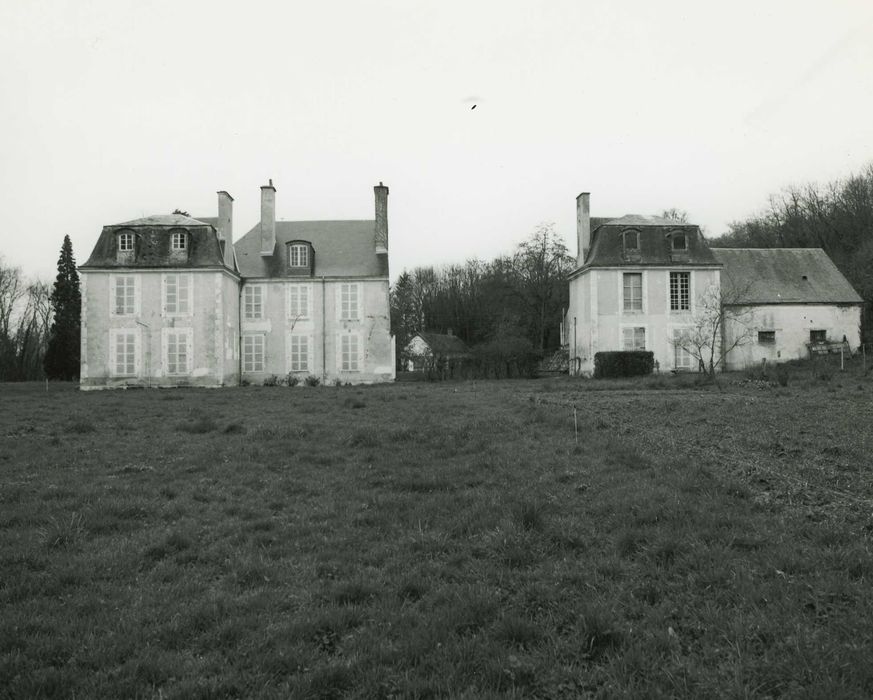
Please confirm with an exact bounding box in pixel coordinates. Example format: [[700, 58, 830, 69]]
[[340, 283, 359, 320], [171, 232, 187, 250], [114, 276, 136, 315], [289, 244, 309, 268], [289, 334, 309, 372], [623, 273, 642, 312], [758, 331, 776, 344], [810, 330, 827, 343], [669, 272, 690, 311], [165, 331, 190, 375], [341, 334, 360, 371], [113, 331, 137, 376], [622, 327, 646, 351], [164, 274, 190, 315], [244, 286, 264, 320], [243, 334, 265, 372], [288, 284, 310, 319], [671, 233, 687, 250], [118, 232, 134, 252]]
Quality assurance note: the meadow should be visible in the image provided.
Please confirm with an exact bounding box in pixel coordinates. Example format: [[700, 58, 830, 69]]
[[1, 362, 872, 699]]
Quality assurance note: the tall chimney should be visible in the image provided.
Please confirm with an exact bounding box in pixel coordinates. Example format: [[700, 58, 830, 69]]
[[576, 192, 590, 265], [260, 179, 276, 255], [374, 182, 389, 254], [216, 190, 233, 267]]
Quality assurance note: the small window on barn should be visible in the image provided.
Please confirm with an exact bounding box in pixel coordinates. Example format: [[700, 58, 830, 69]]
[[758, 330, 776, 344], [671, 233, 687, 250], [810, 330, 827, 343]]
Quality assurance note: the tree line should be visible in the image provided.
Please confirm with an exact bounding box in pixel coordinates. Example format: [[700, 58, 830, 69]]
[[0, 235, 80, 381], [390, 224, 575, 375], [710, 163, 873, 341]]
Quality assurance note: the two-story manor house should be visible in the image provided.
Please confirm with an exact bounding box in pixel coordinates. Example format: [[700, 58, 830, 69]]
[[79, 182, 395, 388], [566, 192, 862, 375]]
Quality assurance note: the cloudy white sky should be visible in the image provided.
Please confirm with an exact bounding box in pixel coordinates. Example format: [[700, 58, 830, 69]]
[[2, 0, 872, 281]]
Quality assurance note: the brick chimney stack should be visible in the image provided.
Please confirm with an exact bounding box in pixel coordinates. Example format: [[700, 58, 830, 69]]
[[374, 182, 389, 254], [576, 192, 590, 266], [216, 190, 233, 267], [260, 179, 276, 256]]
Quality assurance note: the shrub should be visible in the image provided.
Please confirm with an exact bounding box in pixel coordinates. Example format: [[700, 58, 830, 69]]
[[593, 351, 654, 378], [304, 375, 321, 387], [263, 375, 280, 387], [285, 373, 300, 387]]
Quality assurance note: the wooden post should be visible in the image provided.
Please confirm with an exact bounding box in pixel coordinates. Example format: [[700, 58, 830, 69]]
[[841, 346, 844, 371], [574, 406, 578, 445]]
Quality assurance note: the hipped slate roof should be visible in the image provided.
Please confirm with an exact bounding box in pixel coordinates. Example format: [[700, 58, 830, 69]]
[[583, 219, 720, 268], [712, 248, 863, 304], [415, 333, 471, 355], [234, 221, 387, 278], [81, 217, 230, 269]]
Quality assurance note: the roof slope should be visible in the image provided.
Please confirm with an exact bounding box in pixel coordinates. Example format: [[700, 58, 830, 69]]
[[416, 333, 471, 355], [584, 222, 720, 268], [712, 248, 863, 304], [81, 218, 229, 270], [234, 220, 387, 278]]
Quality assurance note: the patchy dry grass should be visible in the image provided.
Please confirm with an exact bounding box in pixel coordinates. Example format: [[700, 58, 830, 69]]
[[1, 368, 872, 698]]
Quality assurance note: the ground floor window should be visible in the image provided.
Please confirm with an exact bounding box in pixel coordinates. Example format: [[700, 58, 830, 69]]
[[672, 329, 694, 371], [164, 329, 191, 375], [341, 334, 360, 372], [288, 334, 310, 372], [111, 330, 138, 376], [622, 327, 646, 351], [758, 330, 776, 344], [243, 334, 265, 372], [810, 329, 827, 343]]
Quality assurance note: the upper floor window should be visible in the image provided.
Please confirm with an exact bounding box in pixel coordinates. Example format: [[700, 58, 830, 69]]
[[244, 285, 264, 320], [671, 233, 687, 251], [287, 284, 310, 320], [118, 232, 134, 252], [623, 273, 642, 312], [289, 244, 309, 268], [113, 275, 137, 315], [163, 274, 191, 315], [171, 231, 187, 251], [669, 272, 690, 311], [340, 283, 360, 320]]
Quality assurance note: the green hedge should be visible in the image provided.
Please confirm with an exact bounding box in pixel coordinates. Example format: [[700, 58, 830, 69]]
[[593, 351, 655, 378]]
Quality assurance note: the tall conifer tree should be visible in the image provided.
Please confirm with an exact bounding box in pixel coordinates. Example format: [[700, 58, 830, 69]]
[[44, 235, 81, 379]]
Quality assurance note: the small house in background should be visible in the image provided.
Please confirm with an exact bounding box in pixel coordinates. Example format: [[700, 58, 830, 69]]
[[712, 248, 863, 369], [403, 331, 471, 378]]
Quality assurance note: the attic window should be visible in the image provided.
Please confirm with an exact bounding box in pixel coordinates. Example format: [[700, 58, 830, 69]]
[[671, 233, 687, 251], [118, 232, 134, 252], [623, 230, 639, 251], [289, 244, 309, 268], [171, 232, 187, 250]]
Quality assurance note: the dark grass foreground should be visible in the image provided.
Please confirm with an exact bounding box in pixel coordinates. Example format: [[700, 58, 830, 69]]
[[2, 373, 873, 698]]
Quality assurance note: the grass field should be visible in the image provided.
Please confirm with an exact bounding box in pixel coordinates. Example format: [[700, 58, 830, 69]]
[[2, 362, 873, 698]]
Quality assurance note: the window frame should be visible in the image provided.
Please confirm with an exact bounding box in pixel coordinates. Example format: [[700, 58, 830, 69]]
[[669, 271, 690, 312], [620, 326, 646, 351], [118, 231, 134, 252], [623, 229, 640, 252], [243, 285, 265, 321], [110, 328, 139, 377], [163, 328, 192, 376], [671, 233, 687, 251], [171, 231, 188, 251], [340, 333, 361, 372], [242, 333, 265, 373], [287, 283, 311, 321], [287, 333, 311, 373], [288, 243, 310, 268], [810, 329, 827, 344], [758, 330, 776, 345], [622, 272, 643, 312], [672, 328, 694, 371], [339, 282, 361, 321], [162, 273, 192, 316], [111, 274, 137, 316]]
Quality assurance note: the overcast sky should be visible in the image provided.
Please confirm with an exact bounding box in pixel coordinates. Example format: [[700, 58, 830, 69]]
[[2, 0, 872, 281]]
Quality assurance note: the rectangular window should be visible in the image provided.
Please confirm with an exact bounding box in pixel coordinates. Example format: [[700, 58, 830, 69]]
[[623, 273, 642, 311], [111, 330, 137, 376], [113, 276, 136, 315], [287, 284, 310, 320], [171, 232, 187, 250], [341, 334, 360, 371], [622, 327, 646, 351], [289, 334, 309, 372], [289, 244, 309, 268], [758, 330, 776, 344], [118, 232, 133, 252], [165, 330, 190, 375], [340, 283, 359, 320], [164, 274, 191, 315], [673, 329, 694, 370], [242, 334, 265, 372], [810, 329, 827, 343], [669, 272, 690, 311], [244, 286, 264, 320]]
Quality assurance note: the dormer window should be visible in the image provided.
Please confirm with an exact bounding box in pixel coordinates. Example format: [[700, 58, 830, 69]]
[[671, 233, 687, 251], [289, 244, 309, 268], [171, 231, 187, 251], [118, 232, 134, 252], [623, 230, 639, 252]]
